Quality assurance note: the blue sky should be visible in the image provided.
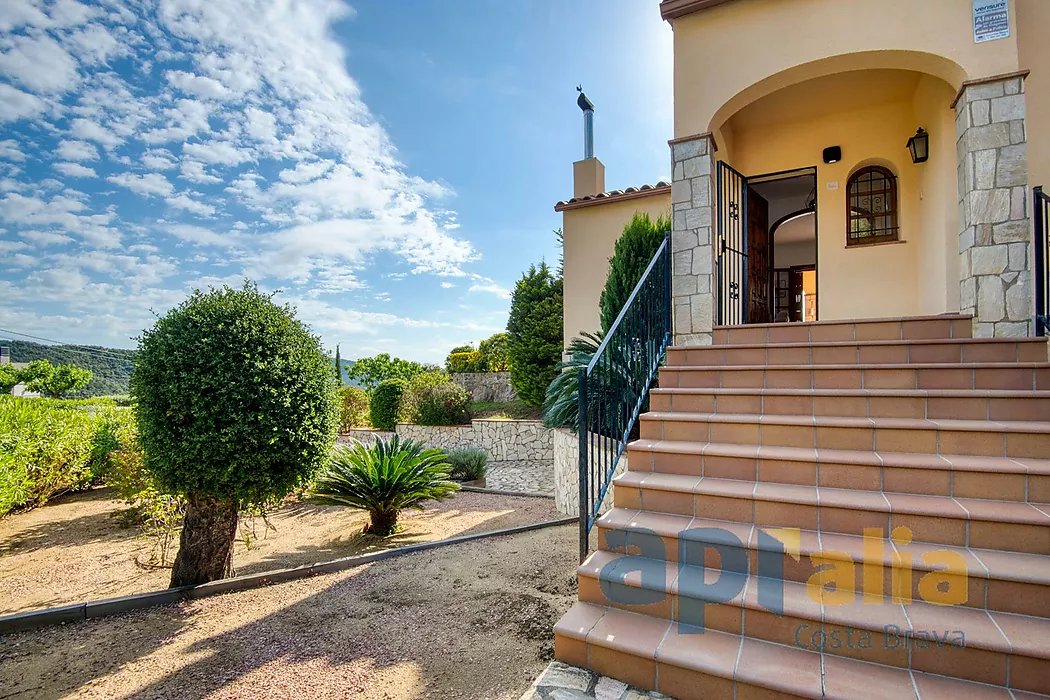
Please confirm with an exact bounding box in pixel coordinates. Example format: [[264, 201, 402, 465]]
[[0, 0, 671, 363]]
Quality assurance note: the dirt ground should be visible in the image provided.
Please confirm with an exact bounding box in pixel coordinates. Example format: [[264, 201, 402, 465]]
[[0, 523, 579, 700], [0, 487, 563, 615]]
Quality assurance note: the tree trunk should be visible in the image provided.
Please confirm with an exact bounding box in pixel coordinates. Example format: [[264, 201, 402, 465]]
[[367, 509, 399, 536], [170, 492, 238, 587]]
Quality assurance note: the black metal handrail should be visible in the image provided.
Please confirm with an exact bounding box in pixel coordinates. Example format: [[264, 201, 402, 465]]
[[577, 232, 672, 561], [1035, 186, 1049, 337]]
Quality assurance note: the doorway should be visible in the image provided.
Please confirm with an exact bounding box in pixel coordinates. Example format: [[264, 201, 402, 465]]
[[716, 164, 817, 325]]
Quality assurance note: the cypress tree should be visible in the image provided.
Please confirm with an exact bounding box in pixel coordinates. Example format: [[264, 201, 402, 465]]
[[598, 212, 671, 333], [334, 344, 342, 383], [506, 262, 563, 406]]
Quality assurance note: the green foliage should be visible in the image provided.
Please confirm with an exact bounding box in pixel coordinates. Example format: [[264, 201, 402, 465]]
[[130, 282, 339, 508], [543, 333, 602, 430], [415, 382, 472, 426], [470, 400, 541, 420], [0, 396, 133, 515], [21, 359, 94, 399], [448, 345, 473, 355], [0, 339, 136, 397], [0, 364, 20, 394], [478, 332, 510, 371], [339, 386, 370, 432], [507, 262, 563, 406], [444, 446, 488, 481], [346, 353, 433, 393], [334, 345, 342, 382], [370, 378, 406, 431], [309, 435, 459, 535], [398, 370, 451, 423], [598, 212, 671, 334], [446, 350, 487, 374]]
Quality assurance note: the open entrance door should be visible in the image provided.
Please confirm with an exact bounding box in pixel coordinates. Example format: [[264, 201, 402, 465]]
[[747, 188, 770, 323], [716, 161, 772, 326]]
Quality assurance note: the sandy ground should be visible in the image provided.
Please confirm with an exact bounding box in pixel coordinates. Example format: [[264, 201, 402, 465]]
[[0, 523, 579, 700], [0, 487, 563, 615]]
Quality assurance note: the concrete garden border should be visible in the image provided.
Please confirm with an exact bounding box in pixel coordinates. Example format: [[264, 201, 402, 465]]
[[0, 517, 575, 635]]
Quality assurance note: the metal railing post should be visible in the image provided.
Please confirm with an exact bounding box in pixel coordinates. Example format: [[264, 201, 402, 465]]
[[664, 231, 672, 345], [577, 366, 589, 562], [1035, 186, 1047, 337]]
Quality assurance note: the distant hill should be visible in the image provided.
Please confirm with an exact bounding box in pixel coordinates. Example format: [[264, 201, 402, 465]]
[[1, 339, 136, 397]]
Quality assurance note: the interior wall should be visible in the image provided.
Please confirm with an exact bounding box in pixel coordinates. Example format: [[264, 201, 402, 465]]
[[773, 213, 817, 269], [560, 195, 672, 347]]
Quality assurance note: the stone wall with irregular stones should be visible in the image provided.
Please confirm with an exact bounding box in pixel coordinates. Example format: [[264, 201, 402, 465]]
[[395, 419, 552, 461], [669, 133, 717, 347], [450, 371, 516, 403], [956, 74, 1032, 337], [553, 428, 628, 517]]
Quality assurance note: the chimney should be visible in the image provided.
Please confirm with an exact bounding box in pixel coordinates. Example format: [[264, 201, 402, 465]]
[[573, 87, 605, 198], [0, 346, 9, 365]]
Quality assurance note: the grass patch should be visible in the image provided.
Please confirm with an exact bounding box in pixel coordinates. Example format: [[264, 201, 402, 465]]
[[470, 400, 541, 421]]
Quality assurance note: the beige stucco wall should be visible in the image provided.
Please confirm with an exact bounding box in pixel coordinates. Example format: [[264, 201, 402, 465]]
[[561, 194, 672, 346], [724, 73, 959, 321], [1017, 0, 1050, 192], [672, 0, 1022, 140]]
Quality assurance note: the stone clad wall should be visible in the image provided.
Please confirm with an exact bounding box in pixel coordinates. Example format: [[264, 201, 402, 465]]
[[395, 419, 552, 461], [553, 428, 627, 517], [450, 371, 516, 403], [956, 75, 1032, 337]]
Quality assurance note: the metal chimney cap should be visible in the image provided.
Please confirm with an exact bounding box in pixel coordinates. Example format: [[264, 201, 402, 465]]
[[576, 86, 594, 112]]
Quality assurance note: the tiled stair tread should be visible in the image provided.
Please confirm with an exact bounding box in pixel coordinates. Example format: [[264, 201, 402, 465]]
[[650, 387, 1050, 398], [642, 410, 1050, 434], [578, 549, 1050, 659], [596, 508, 1050, 585], [712, 313, 972, 331], [668, 338, 1049, 350], [557, 603, 1047, 700], [662, 361, 1050, 371], [616, 471, 1050, 524]]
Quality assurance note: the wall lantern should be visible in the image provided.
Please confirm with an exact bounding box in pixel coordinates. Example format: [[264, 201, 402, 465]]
[[822, 146, 841, 164], [907, 128, 930, 164]]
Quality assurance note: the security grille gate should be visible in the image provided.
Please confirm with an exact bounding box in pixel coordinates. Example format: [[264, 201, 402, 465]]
[[716, 161, 749, 326]]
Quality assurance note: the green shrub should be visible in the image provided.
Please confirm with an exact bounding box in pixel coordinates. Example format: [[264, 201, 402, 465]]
[[478, 333, 510, 371], [446, 350, 486, 373], [309, 435, 459, 535], [0, 364, 20, 394], [445, 446, 488, 481], [399, 370, 451, 422], [130, 282, 339, 586], [346, 353, 434, 393], [507, 262, 563, 406], [416, 382, 472, 426], [339, 386, 370, 431], [448, 344, 473, 355], [599, 212, 670, 334], [370, 378, 406, 430], [20, 359, 94, 399]]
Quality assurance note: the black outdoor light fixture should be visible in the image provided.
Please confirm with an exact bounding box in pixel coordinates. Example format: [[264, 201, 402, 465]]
[[822, 146, 841, 164], [907, 128, 930, 164]]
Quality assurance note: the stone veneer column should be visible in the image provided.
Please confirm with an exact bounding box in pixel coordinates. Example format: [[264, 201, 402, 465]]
[[956, 74, 1032, 337], [669, 134, 716, 346]]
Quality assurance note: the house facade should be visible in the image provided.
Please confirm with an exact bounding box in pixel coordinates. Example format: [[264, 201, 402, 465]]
[[559, 0, 1049, 346]]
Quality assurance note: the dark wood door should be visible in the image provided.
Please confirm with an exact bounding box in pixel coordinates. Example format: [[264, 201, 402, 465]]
[[789, 267, 804, 322], [747, 187, 771, 323]]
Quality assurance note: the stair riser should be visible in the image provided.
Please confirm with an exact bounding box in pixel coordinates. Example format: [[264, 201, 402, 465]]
[[649, 391, 1050, 422], [575, 573, 1048, 690], [639, 418, 1050, 460], [626, 448, 1048, 503], [659, 366, 1050, 391], [613, 484, 1050, 555], [713, 318, 972, 346], [596, 524, 1050, 619], [668, 342, 1047, 368]]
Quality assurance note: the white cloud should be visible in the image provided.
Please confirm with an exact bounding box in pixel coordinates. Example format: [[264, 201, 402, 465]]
[[166, 193, 217, 217], [54, 162, 97, 178], [179, 160, 223, 184], [20, 230, 74, 246], [440, 282, 455, 289], [0, 140, 26, 161], [183, 140, 251, 166], [107, 172, 174, 197], [0, 83, 47, 122], [56, 140, 100, 161], [0, 1, 50, 32], [65, 24, 121, 64], [468, 283, 511, 299], [0, 34, 79, 93], [141, 149, 177, 170], [165, 70, 229, 99], [70, 118, 123, 148]]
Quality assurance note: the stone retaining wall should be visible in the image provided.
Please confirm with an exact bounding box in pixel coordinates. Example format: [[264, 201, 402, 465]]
[[553, 428, 627, 517], [394, 419, 552, 461], [450, 371, 516, 403]]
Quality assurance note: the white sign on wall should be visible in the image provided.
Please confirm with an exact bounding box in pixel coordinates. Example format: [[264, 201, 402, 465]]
[[973, 0, 1010, 43]]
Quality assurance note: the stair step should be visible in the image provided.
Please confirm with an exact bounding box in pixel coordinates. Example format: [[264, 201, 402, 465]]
[[594, 508, 1050, 618], [576, 550, 1050, 690], [613, 471, 1050, 553], [649, 387, 1050, 422], [639, 412, 1050, 460], [555, 602, 1048, 699], [659, 362, 1050, 391], [626, 439, 1050, 502], [711, 314, 973, 346], [667, 337, 1049, 367]]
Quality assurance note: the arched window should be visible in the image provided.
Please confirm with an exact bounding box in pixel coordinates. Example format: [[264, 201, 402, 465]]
[[847, 166, 899, 246]]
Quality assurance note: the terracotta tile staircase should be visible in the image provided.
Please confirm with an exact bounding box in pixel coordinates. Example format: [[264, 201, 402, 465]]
[[554, 315, 1050, 699]]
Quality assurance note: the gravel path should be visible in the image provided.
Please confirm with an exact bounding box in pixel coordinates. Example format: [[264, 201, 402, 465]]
[[0, 523, 579, 700]]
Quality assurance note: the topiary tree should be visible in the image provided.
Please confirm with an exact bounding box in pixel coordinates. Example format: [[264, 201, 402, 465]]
[[370, 378, 406, 431], [598, 211, 671, 334], [478, 332, 510, 371], [506, 262, 563, 406], [339, 386, 369, 431], [130, 282, 339, 587]]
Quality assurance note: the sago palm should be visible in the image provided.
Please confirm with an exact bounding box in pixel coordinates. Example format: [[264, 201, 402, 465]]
[[309, 436, 459, 536]]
